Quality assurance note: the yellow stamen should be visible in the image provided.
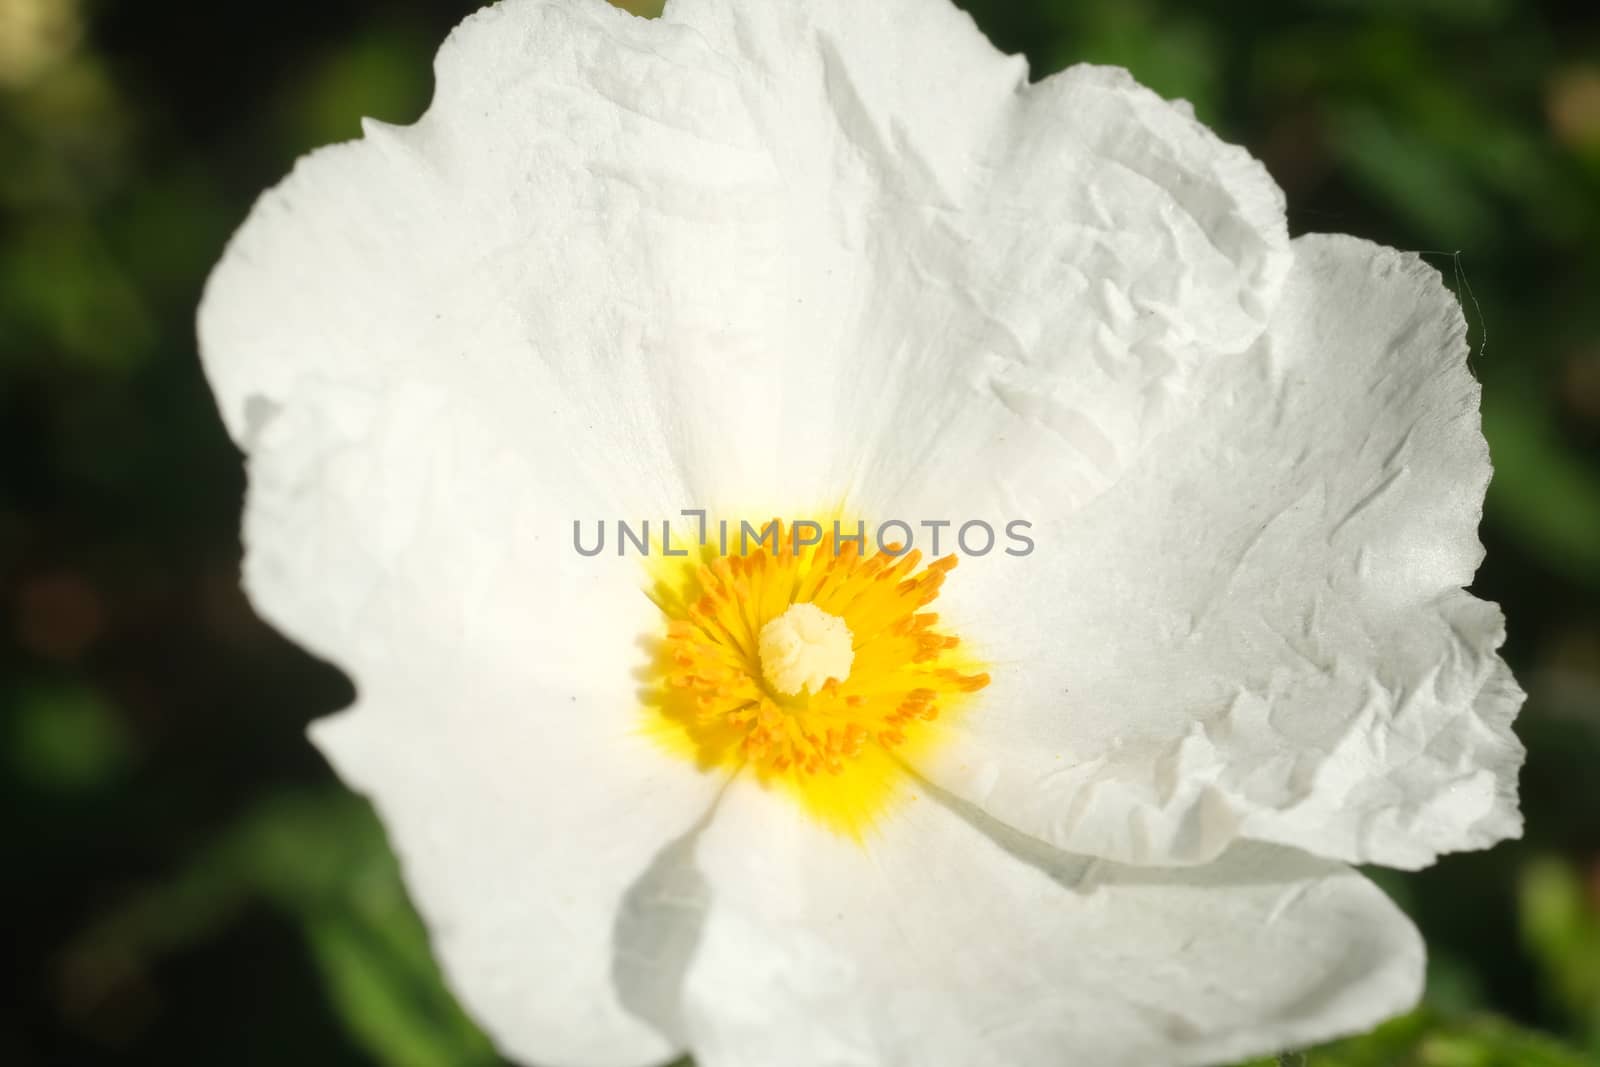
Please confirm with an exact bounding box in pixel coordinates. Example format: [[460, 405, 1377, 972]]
[[641, 518, 990, 835]]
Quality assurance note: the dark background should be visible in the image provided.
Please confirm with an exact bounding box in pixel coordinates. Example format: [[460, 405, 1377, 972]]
[[3, 0, 1599, 1063]]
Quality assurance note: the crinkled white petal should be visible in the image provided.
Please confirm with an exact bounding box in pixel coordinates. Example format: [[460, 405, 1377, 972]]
[[204, 0, 1290, 524], [663, 0, 1291, 515], [200, 0, 782, 523], [671, 777, 1421, 1067], [917, 234, 1524, 869]]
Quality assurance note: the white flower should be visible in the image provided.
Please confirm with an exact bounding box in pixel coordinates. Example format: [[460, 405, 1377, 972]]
[[197, 0, 1525, 1064]]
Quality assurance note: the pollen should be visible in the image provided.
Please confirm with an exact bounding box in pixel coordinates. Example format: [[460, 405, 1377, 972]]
[[641, 519, 990, 835]]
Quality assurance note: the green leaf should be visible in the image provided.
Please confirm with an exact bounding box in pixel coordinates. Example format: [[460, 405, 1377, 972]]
[[305, 910, 498, 1067]]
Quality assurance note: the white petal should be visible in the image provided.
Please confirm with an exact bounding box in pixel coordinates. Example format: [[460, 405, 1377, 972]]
[[665, 0, 1290, 514], [920, 234, 1524, 869], [239, 387, 723, 1065], [199, 6, 749, 1059], [851, 60, 1292, 519], [204, 0, 1289, 522], [249, 382, 727, 1063], [313, 699, 717, 1067], [200, 0, 780, 517], [675, 777, 1421, 1067]]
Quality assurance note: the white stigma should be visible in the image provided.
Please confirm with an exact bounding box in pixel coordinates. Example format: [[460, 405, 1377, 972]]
[[759, 602, 855, 697]]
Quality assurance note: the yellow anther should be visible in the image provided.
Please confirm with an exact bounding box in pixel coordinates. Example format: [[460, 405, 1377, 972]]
[[642, 518, 990, 835]]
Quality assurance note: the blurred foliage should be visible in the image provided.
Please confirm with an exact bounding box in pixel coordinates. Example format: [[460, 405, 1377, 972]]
[[1521, 857, 1600, 1051], [54, 790, 499, 1066], [2, 0, 1599, 1063], [1245, 1011, 1600, 1066]]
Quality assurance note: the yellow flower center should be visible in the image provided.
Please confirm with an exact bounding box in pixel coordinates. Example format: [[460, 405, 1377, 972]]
[[642, 519, 989, 835]]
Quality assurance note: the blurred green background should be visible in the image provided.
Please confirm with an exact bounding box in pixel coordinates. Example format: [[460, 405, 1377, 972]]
[[2, 0, 1598, 1063]]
